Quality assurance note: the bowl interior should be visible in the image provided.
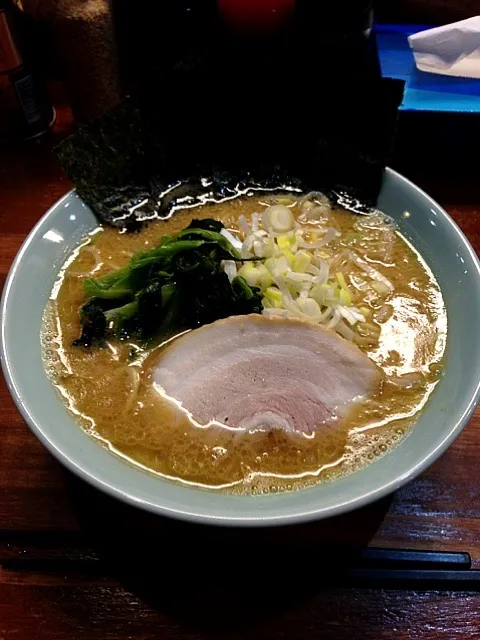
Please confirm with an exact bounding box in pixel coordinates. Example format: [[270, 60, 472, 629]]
[[2, 169, 480, 525]]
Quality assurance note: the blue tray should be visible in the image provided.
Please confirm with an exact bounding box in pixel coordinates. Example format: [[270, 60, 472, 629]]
[[375, 24, 480, 113]]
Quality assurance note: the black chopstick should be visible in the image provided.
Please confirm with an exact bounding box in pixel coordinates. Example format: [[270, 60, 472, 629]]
[[342, 568, 480, 589], [2, 546, 478, 590], [339, 548, 478, 589], [359, 547, 472, 570]]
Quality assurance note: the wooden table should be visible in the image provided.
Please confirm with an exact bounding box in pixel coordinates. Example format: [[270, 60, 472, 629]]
[[1, 109, 480, 639]]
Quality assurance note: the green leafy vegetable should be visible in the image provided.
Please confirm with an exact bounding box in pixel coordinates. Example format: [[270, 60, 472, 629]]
[[187, 219, 224, 233], [173, 228, 241, 259], [74, 219, 262, 347]]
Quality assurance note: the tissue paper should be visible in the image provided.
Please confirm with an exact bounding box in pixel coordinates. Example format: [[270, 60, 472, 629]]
[[408, 17, 480, 78]]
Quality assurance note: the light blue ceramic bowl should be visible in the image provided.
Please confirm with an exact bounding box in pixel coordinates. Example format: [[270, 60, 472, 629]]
[[2, 168, 480, 526]]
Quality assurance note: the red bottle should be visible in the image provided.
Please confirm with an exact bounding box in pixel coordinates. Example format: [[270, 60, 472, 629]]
[[0, 0, 54, 140], [217, 0, 295, 34]]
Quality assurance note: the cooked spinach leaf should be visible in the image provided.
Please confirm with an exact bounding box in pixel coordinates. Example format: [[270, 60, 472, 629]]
[[74, 220, 261, 347]]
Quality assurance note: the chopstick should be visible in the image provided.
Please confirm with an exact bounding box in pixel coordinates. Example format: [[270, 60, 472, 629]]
[[340, 548, 480, 589], [343, 567, 480, 588], [358, 547, 472, 570], [2, 546, 478, 589]]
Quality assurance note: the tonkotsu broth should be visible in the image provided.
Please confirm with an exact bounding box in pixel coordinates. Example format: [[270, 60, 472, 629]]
[[42, 194, 447, 494]]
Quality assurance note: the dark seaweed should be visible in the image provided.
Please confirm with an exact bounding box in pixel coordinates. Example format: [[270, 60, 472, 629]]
[[55, 98, 157, 231], [55, 5, 404, 229], [57, 79, 403, 230], [72, 298, 108, 347]]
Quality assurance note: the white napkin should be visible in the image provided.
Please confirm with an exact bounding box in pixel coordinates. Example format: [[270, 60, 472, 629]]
[[408, 17, 480, 78]]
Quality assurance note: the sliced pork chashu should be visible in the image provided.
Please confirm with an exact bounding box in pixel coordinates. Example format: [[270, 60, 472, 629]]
[[152, 315, 380, 434]]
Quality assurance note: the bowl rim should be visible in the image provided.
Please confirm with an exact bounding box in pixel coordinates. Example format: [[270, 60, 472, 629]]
[[3, 167, 480, 526]]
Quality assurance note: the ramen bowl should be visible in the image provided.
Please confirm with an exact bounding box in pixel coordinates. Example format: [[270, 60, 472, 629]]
[[2, 168, 480, 526]]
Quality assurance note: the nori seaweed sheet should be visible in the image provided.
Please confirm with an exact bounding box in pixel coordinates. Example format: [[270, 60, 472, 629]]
[[55, 97, 158, 231], [55, 4, 404, 229]]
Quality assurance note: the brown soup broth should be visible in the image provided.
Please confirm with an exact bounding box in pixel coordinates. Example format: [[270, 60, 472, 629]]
[[42, 195, 447, 495]]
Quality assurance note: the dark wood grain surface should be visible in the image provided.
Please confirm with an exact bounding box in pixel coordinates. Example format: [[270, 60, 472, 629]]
[[1, 105, 480, 639]]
